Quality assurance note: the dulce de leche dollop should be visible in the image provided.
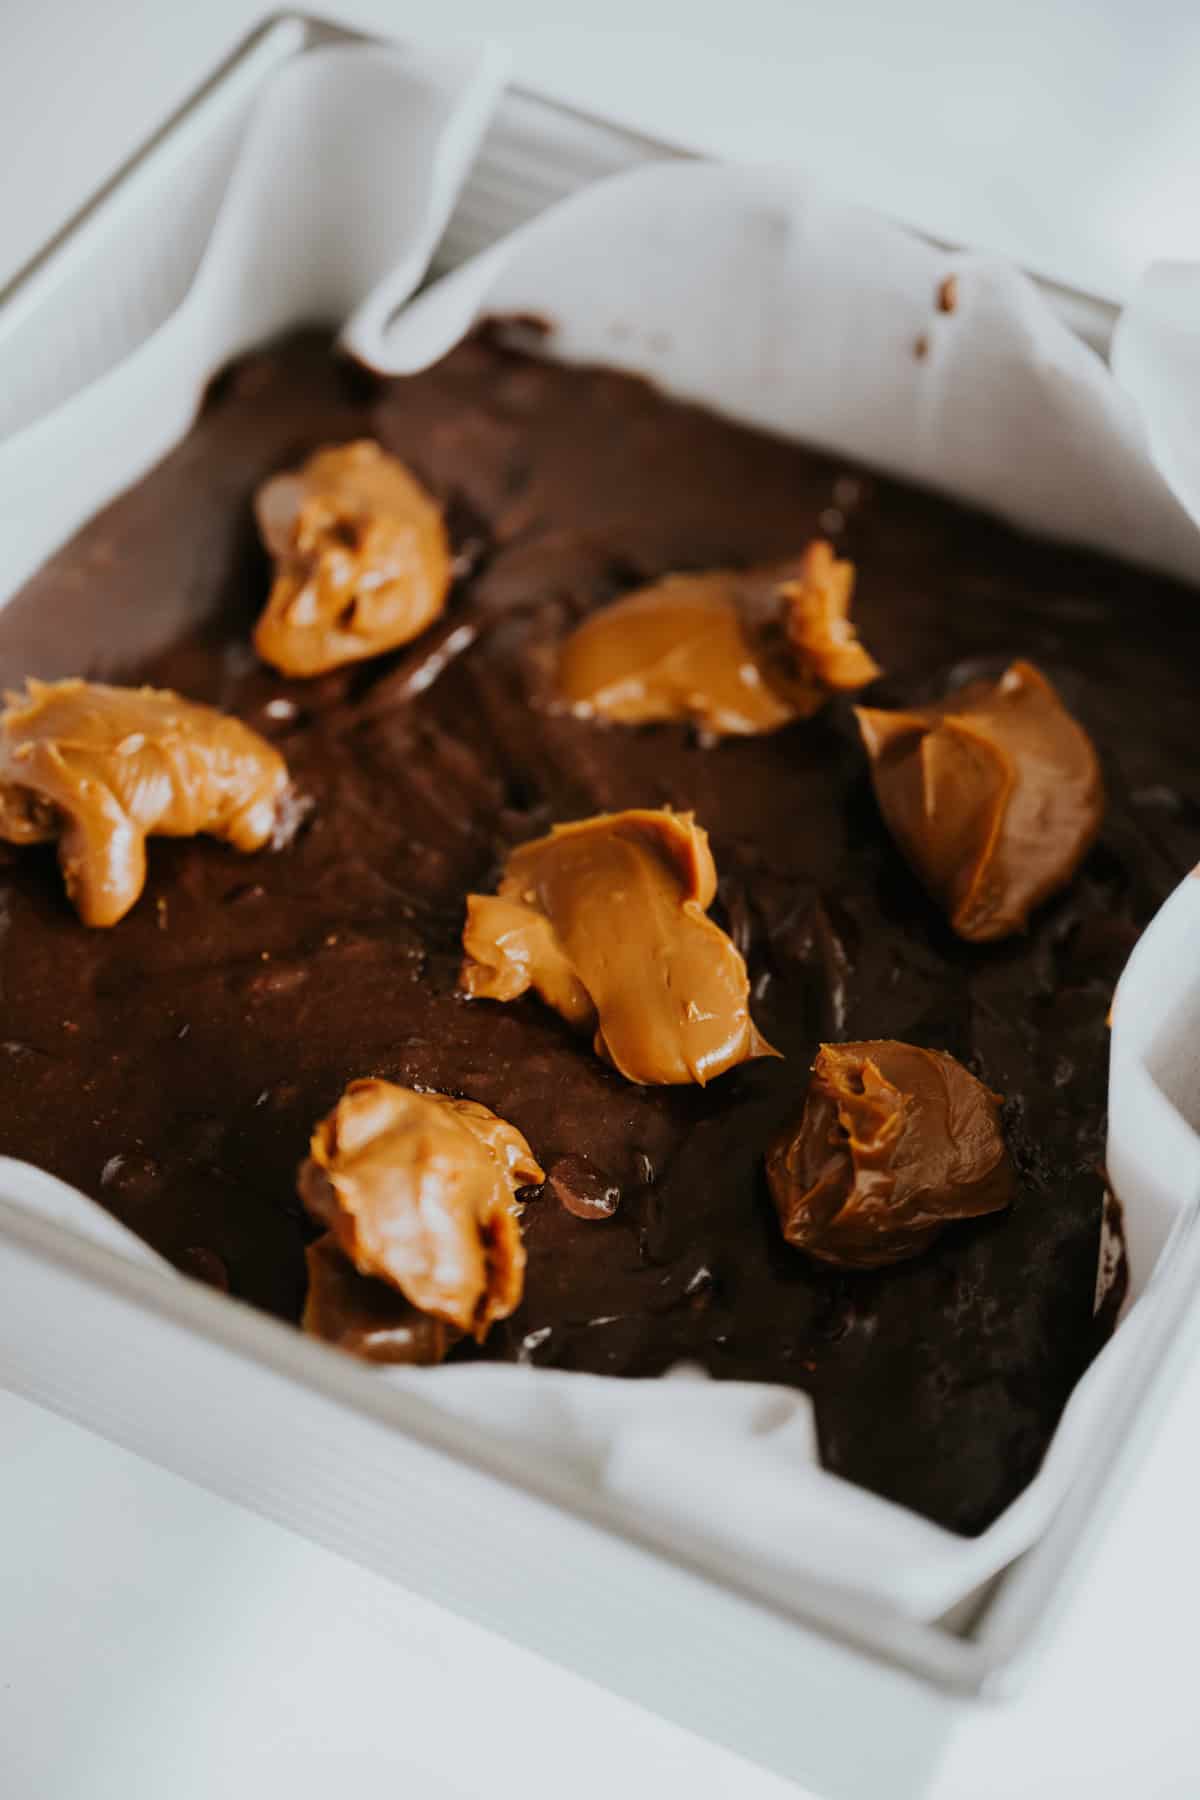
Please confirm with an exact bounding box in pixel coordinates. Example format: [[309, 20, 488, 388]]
[[767, 1041, 1014, 1268], [557, 541, 880, 737], [856, 660, 1103, 943], [298, 1080, 544, 1342], [254, 440, 452, 677], [460, 808, 778, 1085], [0, 678, 288, 926]]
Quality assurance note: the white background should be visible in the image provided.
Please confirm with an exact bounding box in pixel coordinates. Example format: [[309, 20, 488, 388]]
[[3, 3, 1200, 1796]]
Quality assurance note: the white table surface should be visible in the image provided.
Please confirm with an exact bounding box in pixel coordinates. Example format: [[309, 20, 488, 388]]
[[3, 5, 1200, 1796]]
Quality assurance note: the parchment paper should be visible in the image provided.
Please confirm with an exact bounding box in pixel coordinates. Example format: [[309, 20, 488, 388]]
[[2, 47, 1199, 1626]]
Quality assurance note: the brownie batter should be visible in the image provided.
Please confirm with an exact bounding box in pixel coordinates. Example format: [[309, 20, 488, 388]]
[[2, 329, 1197, 1535]]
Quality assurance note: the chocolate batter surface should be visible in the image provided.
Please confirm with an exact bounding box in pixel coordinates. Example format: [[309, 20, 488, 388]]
[[3, 330, 1198, 1534]]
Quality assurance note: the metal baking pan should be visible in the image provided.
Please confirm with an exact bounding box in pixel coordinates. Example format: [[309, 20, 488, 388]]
[[1, 16, 1197, 1795]]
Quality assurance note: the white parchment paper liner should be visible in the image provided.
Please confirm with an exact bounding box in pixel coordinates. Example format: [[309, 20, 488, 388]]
[[2, 48, 1200, 1627]]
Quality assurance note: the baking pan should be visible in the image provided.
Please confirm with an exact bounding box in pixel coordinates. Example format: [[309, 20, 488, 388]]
[[1, 16, 1197, 1795]]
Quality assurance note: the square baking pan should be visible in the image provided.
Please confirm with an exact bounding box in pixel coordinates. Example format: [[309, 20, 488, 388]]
[[3, 16, 1200, 1795]]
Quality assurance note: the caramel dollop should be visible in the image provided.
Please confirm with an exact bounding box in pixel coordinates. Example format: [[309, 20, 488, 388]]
[[298, 1080, 544, 1340], [856, 660, 1103, 942], [766, 1040, 1014, 1268], [302, 1232, 463, 1365], [0, 678, 288, 927], [254, 441, 452, 677], [460, 808, 777, 1085], [557, 541, 880, 737]]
